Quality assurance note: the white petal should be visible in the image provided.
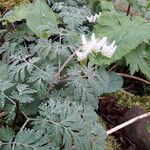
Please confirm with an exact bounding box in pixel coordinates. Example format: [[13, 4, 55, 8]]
[[76, 51, 86, 61], [83, 49, 91, 56], [101, 36, 107, 42], [95, 37, 107, 50], [92, 15, 97, 22], [101, 42, 108, 52], [76, 48, 91, 61], [83, 42, 94, 52], [87, 16, 93, 22], [95, 13, 100, 18], [82, 35, 87, 45], [91, 33, 96, 41], [97, 12, 101, 17], [106, 45, 117, 57], [108, 40, 116, 49]]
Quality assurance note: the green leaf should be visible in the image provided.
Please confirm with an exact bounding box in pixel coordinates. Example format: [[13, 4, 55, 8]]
[[99, 1, 116, 12], [0, 95, 5, 109], [2, 4, 28, 22], [9, 55, 40, 82], [2, 0, 58, 38], [0, 129, 54, 150], [26, 0, 58, 38], [104, 71, 123, 93], [10, 84, 36, 103], [125, 45, 150, 78], [0, 126, 15, 142], [0, 62, 9, 80], [33, 99, 106, 150], [4, 23, 36, 43], [66, 64, 123, 106], [5, 104, 16, 122], [0, 80, 14, 93], [91, 12, 150, 65]]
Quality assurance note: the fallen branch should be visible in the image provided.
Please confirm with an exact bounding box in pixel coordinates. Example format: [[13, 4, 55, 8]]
[[106, 112, 150, 135], [117, 73, 150, 85]]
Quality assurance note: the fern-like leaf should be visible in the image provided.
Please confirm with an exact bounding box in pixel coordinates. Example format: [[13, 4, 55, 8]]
[[33, 99, 106, 150], [8, 55, 40, 82], [10, 84, 36, 103]]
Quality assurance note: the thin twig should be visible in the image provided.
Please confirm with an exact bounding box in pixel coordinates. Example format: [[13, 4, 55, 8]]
[[12, 118, 30, 150], [117, 73, 150, 85], [106, 112, 150, 135], [1, 93, 16, 105], [21, 111, 29, 120], [53, 47, 81, 80], [109, 64, 118, 71], [19, 118, 30, 132]]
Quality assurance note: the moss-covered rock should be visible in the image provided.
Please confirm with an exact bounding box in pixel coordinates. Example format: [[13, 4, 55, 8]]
[[98, 117, 122, 150], [106, 136, 122, 150], [113, 89, 150, 111]]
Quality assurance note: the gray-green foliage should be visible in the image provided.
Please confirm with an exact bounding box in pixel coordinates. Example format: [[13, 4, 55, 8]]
[[0, 0, 129, 150], [0, 100, 106, 150]]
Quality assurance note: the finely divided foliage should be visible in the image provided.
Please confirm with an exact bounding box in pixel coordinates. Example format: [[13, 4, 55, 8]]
[[0, 0, 149, 150]]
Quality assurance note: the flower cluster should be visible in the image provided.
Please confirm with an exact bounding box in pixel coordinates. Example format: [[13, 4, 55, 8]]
[[87, 13, 101, 23], [76, 33, 117, 61]]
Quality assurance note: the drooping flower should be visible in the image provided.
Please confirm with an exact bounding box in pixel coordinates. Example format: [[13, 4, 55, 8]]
[[87, 13, 101, 23], [101, 40, 117, 58], [75, 33, 117, 61]]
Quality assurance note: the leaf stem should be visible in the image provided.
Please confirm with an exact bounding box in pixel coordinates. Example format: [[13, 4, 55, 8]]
[[1, 92, 16, 105]]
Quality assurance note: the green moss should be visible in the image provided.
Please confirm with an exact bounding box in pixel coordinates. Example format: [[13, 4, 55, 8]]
[[98, 117, 122, 150], [106, 136, 122, 150], [0, 0, 29, 9], [98, 89, 150, 150], [113, 89, 150, 111]]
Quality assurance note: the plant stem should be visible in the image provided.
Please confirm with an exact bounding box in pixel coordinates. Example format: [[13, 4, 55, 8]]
[[53, 47, 81, 80], [12, 100, 19, 128], [106, 112, 150, 135], [126, 4, 131, 16], [117, 73, 150, 85]]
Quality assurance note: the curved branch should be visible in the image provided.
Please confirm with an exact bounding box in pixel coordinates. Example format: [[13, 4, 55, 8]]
[[53, 47, 81, 80], [117, 73, 150, 85], [106, 112, 150, 135]]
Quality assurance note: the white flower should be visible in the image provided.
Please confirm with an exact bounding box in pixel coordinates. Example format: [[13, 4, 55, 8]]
[[87, 13, 101, 23], [101, 41, 117, 58], [76, 49, 91, 61], [75, 33, 117, 61]]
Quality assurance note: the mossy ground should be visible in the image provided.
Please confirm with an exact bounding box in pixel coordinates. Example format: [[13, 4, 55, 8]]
[[0, 0, 29, 9], [98, 117, 122, 150], [99, 89, 150, 150]]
